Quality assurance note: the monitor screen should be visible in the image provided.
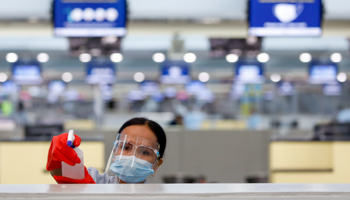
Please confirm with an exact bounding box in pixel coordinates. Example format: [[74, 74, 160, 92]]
[[249, 0, 322, 36], [100, 83, 113, 100], [323, 82, 342, 96], [309, 62, 337, 84], [68, 36, 122, 56], [48, 80, 66, 94], [25, 124, 63, 138], [85, 60, 116, 84], [53, 0, 127, 37], [127, 90, 145, 101], [160, 61, 191, 84], [209, 37, 262, 58], [235, 62, 265, 84], [185, 81, 206, 95], [140, 81, 160, 95], [12, 62, 43, 85], [277, 81, 294, 96]]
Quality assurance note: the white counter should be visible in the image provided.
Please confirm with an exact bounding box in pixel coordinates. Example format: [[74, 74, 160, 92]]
[[0, 184, 350, 199]]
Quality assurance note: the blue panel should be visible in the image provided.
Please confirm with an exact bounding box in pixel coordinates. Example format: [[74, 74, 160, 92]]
[[85, 60, 116, 84], [12, 61, 43, 85], [249, 0, 322, 36], [54, 0, 127, 37], [277, 81, 294, 96], [323, 82, 342, 96], [160, 60, 191, 84], [48, 80, 66, 93], [309, 61, 337, 84], [235, 61, 265, 84]]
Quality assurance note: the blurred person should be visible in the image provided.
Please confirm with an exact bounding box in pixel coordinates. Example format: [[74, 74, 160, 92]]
[[46, 117, 166, 184], [183, 106, 206, 130], [247, 108, 262, 130], [140, 96, 159, 112], [1, 99, 13, 117], [169, 114, 183, 126], [335, 105, 350, 123]]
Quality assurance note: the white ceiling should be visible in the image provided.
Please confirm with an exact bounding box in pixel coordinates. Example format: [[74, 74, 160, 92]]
[[0, 0, 350, 21]]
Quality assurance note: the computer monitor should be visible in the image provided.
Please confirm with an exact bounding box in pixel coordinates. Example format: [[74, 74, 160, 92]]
[[53, 0, 127, 37], [235, 61, 265, 84], [160, 61, 191, 84], [12, 61, 43, 85], [85, 60, 116, 84], [309, 62, 337, 84], [248, 0, 322, 36]]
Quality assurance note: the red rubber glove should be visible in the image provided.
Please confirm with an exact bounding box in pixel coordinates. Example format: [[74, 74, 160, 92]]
[[46, 133, 82, 171], [54, 166, 96, 184]]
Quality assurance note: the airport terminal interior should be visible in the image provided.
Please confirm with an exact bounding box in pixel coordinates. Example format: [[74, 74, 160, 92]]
[[2, 0, 350, 190]]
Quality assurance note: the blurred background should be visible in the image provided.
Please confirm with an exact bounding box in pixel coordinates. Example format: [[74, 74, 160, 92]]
[[0, 0, 350, 184]]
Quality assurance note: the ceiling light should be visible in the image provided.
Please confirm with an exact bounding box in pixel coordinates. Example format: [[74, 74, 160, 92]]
[[337, 72, 347, 82], [331, 53, 342, 63], [62, 72, 73, 82], [299, 53, 312, 63], [0, 73, 8, 82], [184, 53, 196, 63], [37, 53, 49, 63], [134, 72, 145, 82], [270, 73, 281, 82], [6, 53, 18, 63], [226, 54, 239, 63], [198, 72, 210, 82], [110, 53, 123, 63], [257, 53, 270, 63], [152, 53, 165, 63], [79, 53, 91, 63]]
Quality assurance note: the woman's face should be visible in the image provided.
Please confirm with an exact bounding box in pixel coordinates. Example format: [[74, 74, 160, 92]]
[[113, 124, 163, 184], [117, 125, 163, 168]]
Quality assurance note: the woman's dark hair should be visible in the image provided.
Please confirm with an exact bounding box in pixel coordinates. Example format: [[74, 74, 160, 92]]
[[118, 117, 167, 159]]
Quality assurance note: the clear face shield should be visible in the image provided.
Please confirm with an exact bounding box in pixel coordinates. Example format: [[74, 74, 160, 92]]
[[105, 133, 160, 183]]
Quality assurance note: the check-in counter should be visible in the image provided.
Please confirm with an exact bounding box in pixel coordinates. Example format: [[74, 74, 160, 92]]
[[270, 141, 350, 183], [0, 184, 350, 199], [0, 130, 105, 184]]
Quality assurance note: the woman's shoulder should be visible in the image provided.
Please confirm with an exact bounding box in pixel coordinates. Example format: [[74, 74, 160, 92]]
[[87, 167, 116, 184]]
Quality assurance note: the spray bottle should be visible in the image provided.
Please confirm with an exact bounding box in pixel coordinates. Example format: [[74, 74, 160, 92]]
[[61, 130, 85, 179]]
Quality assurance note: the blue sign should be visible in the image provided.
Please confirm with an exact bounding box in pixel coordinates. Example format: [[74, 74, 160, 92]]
[[54, 0, 127, 37], [235, 61, 265, 84], [185, 81, 206, 95], [140, 81, 159, 95], [277, 81, 294, 96], [85, 60, 116, 84], [48, 80, 66, 93], [249, 0, 322, 36], [12, 61, 43, 85], [160, 61, 191, 84], [323, 82, 342, 96], [309, 61, 337, 84], [100, 83, 113, 100]]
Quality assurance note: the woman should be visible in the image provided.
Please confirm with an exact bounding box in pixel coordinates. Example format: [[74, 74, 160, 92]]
[[46, 117, 167, 184]]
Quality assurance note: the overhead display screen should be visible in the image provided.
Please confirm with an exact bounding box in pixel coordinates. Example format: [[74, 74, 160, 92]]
[[309, 62, 337, 84], [48, 80, 66, 93], [140, 81, 160, 95], [160, 61, 191, 84], [277, 81, 294, 96], [54, 0, 127, 37], [249, 0, 322, 36], [12, 61, 43, 85], [85, 60, 116, 84], [323, 82, 342, 96], [235, 62, 265, 84]]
